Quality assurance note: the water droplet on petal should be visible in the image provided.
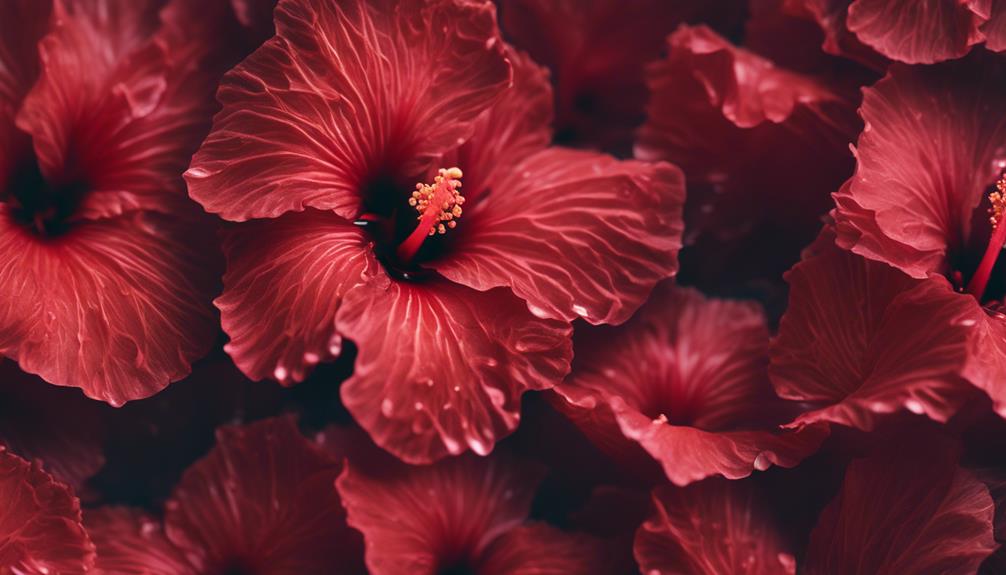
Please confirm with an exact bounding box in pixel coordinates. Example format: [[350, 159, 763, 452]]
[[753, 453, 771, 471], [905, 399, 924, 414], [526, 303, 550, 319], [186, 167, 209, 178], [571, 304, 589, 317], [274, 365, 288, 381], [381, 398, 394, 416], [468, 437, 489, 455], [328, 333, 343, 356]]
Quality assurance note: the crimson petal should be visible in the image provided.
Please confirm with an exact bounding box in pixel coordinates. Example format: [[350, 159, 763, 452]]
[[846, 0, 984, 64], [186, 0, 511, 222]]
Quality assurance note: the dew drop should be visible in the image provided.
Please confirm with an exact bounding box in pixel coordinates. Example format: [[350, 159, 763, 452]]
[[304, 351, 320, 364], [571, 304, 589, 317], [381, 398, 394, 416], [453, 385, 461, 392], [956, 318, 977, 327], [905, 399, 924, 414], [753, 453, 771, 471], [526, 303, 550, 318], [186, 167, 209, 178], [414, 401, 424, 411], [328, 333, 343, 356], [274, 365, 288, 381], [468, 437, 490, 455], [442, 435, 461, 454]]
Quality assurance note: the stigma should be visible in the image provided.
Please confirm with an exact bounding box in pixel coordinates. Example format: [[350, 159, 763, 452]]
[[397, 167, 465, 263], [966, 175, 1006, 300]]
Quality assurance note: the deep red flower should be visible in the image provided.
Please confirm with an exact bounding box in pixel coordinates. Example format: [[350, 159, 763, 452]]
[[497, 0, 744, 152], [633, 479, 796, 575], [831, 51, 1006, 417], [0, 0, 221, 405], [0, 360, 107, 490], [553, 283, 826, 486], [803, 447, 997, 573], [635, 25, 859, 297], [186, 0, 684, 463], [771, 228, 983, 429], [337, 450, 617, 575], [0, 446, 95, 574], [86, 417, 365, 574]]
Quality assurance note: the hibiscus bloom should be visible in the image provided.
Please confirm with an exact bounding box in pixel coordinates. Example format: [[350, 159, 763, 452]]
[[86, 417, 365, 574], [497, 0, 744, 152], [553, 283, 826, 487], [635, 25, 859, 300], [634, 445, 997, 574], [0, 446, 95, 574], [0, 0, 221, 405], [633, 479, 797, 575], [771, 228, 984, 429], [186, 0, 684, 463], [336, 449, 617, 575], [831, 50, 1006, 418]]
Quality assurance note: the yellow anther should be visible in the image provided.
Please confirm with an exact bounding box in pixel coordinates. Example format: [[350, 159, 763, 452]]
[[990, 176, 1006, 228]]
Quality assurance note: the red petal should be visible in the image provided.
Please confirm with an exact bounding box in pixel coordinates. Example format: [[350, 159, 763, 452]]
[[834, 53, 1006, 279], [14, 0, 211, 219], [499, 0, 744, 152], [164, 417, 365, 574], [634, 480, 796, 575], [758, 0, 887, 70], [635, 25, 858, 290], [846, 0, 983, 64], [216, 210, 380, 384], [336, 452, 543, 575], [0, 209, 220, 405], [432, 148, 684, 325], [805, 450, 996, 573], [771, 229, 979, 429], [556, 284, 825, 485], [87, 507, 193, 575], [186, 0, 510, 222], [479, 523, 620, 575], [982, 0, 1006, 51], [0, 360, 106, 489], [0, 448, 95, 574], [337, 277, 572, 463], [452, 46, 553, 204]]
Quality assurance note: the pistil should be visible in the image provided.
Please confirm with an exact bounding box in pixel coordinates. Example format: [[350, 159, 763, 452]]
[[966, 175, 1006, 300], [396, 167, 465, 263]]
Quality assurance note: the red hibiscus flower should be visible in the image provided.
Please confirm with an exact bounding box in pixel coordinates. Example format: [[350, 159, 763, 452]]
[[803, 446, 997, 573], [0, 447, 95, 574], [86, 417, 365, 574], [635, 24, 860, 299], [831, 51, 1006, 418], [633, 479, 797, 575], [497, 0, 744, 152], [336, 449, 617, 575], [771, 228, 984, 429], [553, 283, 827, 487], [0, 0, 222, 405], [186, 0, 684, 463]]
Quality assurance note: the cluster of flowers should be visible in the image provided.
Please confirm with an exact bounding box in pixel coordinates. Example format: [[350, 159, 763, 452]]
[[3, 0, 1006, 573]]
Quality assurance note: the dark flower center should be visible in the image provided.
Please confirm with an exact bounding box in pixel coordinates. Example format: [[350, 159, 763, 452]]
[[357, 166, 465, 280], [4, 153, 86, 237]]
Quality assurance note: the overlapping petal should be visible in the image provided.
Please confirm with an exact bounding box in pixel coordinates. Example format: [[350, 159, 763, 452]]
[[337, 278, 572, 463], [804, 448, 997, 573], [834, 51, 1006, 279], [771, 229, 981, 429], [634, 480, 796, 575], [556, 284, 825, 486], [336, 452, 543, 575], [87, 508, 193, 575], [478, 524, 619, 575], [216, 210, 380, 384], [432, 149, 684, 325], [0, 209, 220, 405], [846, 0, 984, 64], [186, 0, 511, 222], [636, 24, 859, 291], [0, 447, 95, 574]]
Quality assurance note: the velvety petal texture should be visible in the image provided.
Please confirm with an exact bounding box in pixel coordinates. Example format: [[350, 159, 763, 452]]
[[0, 210, 220, 404], [432, 150, 685, 325], [88, 417, 365, 574], [804, 448, 997, 574], [635, 24, 859, 290], [186, 0, 511, 222], [338, 279, 572, 463], [846, 0, 984, 64], [556, 283, 826, 486], [834, 51, 1006, 279], [0, 447, 95, 574], [771, 229, 980, 430], [634, 480, 796, 575], [216, 211, 380, 384]]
